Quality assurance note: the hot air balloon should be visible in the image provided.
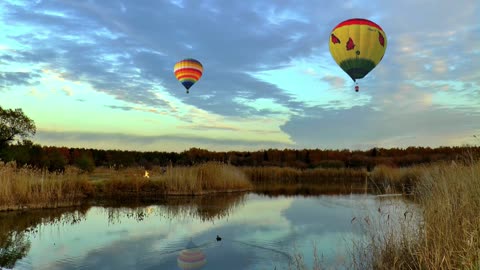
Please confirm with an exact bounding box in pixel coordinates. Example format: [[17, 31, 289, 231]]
[[329, 18, 387, 92], [177, 239, 207, 270], [174, 58, 203, 94]]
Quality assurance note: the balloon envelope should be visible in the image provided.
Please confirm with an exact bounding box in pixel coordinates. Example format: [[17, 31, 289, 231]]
[[174, 59, 203, 92], [329, 18, 387, 82]]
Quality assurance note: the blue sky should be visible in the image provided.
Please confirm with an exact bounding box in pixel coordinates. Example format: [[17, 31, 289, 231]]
[[0, 0, 479, 152]]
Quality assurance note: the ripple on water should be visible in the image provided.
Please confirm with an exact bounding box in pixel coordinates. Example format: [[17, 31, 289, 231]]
[[2, 194, 415, 270]]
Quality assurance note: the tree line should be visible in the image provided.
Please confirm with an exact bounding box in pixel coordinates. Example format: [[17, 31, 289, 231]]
[[2, 142, 479, 172], [1, 105, 479, 172]]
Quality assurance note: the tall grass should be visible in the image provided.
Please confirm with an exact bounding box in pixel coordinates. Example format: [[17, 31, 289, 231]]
[[243, 166, 367, 184], [254, 183, 367, 196], [244, 166, 368, 196], [0, 161, 252, 210], [0, 162, 92, 211], [97, 161, 252, 198], [369, 164, 424, 194], [352, 160, 480, 269]]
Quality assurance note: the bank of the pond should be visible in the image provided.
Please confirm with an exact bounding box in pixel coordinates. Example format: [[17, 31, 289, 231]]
[[0, 160, 439, 211], [350, 160, 480, 270], [0, 161, 252, 211]]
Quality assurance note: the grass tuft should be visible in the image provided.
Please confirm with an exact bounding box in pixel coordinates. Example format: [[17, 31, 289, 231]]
[[352, 160, 480, 269]]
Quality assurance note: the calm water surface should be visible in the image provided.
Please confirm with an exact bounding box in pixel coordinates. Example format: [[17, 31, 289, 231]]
[[0, 193, 412, 270]]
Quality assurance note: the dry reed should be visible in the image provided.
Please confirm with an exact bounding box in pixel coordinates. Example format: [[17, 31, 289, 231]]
[[352, 160, 480, 269], [369, 164, 424, 194], [97, 161, 252, 198], [243, 166, 367, 184], [0, 162, 92, 211], [0, 161, 252, 211]]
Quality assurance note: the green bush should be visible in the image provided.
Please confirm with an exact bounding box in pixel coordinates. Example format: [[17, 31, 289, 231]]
[[75, 154, 95, 173]]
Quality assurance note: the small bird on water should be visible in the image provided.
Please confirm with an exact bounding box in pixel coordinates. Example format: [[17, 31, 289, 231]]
[[144, 170, 150, 178], [216, 235, 222, 241]]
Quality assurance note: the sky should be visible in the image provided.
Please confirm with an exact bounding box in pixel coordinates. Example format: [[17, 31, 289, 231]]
[[0, 0, 479, 152]]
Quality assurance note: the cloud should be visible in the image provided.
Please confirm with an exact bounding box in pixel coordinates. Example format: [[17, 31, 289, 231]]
[[0, 71, 41, 89], [281, 106, 480, 150], [1, 0, 327, 117], [106, 105, 168, 115], [177, 124, 284, 135], [321, 75, 347, 89], [179, 124, 240, 132], [60, 86, 73, 96], [34, 129, 293, 151], [28, 88, 43, 98], [0, 0, 386, 116], [1, 0, 479, 149]]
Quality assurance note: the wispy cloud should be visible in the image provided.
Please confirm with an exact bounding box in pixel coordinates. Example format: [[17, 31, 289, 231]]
[[281, 106, 480, 149], [0, 0, 479, 150], [35, 129, 293, 151]]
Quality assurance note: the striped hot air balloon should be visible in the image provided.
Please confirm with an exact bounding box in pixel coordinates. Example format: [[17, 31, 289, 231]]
[[329, 18, 387, 92], [177, 239, 207, 270], [173, 58, 203, 94]]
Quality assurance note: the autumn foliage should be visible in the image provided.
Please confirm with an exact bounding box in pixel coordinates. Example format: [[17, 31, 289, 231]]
[[1, 142, 479, 172]]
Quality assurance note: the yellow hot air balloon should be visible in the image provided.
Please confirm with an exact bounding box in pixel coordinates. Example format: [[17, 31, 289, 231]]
[[174, 58, 203, 94], [329, 18, 387, 92]]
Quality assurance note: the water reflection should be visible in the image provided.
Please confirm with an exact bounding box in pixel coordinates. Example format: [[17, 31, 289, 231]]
[[254, 183, 369, 197], [0, 194, 246, 269], [177, 239, 207, 269], [0, 231, 30, 269], [0, 207, 88, 269], [102, 193, 247, 224], [0, 193, 415, 270]]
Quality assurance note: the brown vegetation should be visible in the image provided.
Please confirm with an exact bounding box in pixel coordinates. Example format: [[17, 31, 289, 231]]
[[351, 160, 480, 270], [95, 161, 252, 198], [1, 159, 454, 212], [3, 140, 480, 173], [0, 161, 251, 211], [245, 166, 371, 196], [368, 164, 425, 194], [2, 154, 479, 269], [0, 162, 91, 211], [0, 160, 381, 211], [243, 166, 367, 184]]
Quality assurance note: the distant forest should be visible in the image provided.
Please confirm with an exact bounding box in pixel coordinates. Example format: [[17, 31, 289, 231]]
[[2, 106, 479, 172], [1, 141, 479, 172]]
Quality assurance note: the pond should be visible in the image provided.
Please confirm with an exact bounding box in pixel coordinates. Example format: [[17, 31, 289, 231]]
[[0, 193, 413, 270]]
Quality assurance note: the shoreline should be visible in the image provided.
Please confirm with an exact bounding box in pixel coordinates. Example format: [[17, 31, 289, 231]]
[[0, 188, 253, 212], [0, 186, 395, 212], [0, 160, 432, 212]]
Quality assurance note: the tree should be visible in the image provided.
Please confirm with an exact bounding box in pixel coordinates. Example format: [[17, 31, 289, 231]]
[[0, 231, 31, 269], [75, 152, 95, 173], [0, 106, 36, 147]]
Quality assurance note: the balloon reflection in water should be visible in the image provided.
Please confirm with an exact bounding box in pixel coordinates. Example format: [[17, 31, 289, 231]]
[[177, 239, 207, 270]]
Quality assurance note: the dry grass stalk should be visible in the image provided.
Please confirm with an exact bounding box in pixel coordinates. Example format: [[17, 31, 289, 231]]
[[352, 160, 480, 269]]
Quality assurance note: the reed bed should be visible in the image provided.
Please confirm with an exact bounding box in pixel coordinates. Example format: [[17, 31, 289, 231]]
[[243, 166, 368, 184], [368, 164, 425, 194], [352, 160, 480, 269], [0, 162, 92, 211], [97, 161, 252, 198], [0, 161, 251, 210], [254, 182, 367, 196]]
